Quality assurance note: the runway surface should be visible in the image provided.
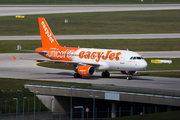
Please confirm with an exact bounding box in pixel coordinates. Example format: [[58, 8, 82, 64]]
[[0, 53, 180, 94], [0, 4, 180, 16], [1, 33, 180, 40], [140, 51, 180, 58]]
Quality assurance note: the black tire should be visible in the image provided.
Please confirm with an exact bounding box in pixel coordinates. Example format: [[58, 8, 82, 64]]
[[78, 74, 82, 78], [127, 76, 132, 80], [74, 73, 79, 78], [106, 72, 110, 78], [102, 72, 110, 78], [102, 72, 106, 78]]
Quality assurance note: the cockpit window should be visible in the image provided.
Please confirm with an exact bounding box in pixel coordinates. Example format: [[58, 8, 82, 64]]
[[130, 56, 143, 60]]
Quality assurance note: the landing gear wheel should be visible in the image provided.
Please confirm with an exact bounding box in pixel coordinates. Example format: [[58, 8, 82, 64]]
[[102, 71, 110, 78], [127, 76, 132, 80], [102, 72, 106, 78], [74, 73, 78, 78], [74, 73, 82, 78], [106, 72, 110, 78]]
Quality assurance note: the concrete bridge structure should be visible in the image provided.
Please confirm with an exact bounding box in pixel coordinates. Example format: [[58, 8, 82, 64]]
[[25, 84, 180, 119]]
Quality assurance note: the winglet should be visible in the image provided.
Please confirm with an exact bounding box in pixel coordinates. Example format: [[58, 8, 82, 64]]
[[13, 56, 16, 61]]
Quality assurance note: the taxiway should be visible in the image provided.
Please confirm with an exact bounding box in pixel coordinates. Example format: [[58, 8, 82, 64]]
[[1, 33, 180, 40], [0, 4, 180, 17]]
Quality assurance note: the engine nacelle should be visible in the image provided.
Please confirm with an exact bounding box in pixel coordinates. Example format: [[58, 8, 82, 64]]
[[121, 71, 137, 75], [77, 65, 96, 77]]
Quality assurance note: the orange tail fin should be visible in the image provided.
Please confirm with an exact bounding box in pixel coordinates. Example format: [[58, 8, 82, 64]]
[[38, 17, 61, 48]]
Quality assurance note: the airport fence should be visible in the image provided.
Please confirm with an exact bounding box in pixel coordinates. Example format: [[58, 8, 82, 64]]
[[0, 106, 160, 120]]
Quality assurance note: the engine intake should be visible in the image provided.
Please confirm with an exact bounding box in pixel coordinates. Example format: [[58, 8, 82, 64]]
[[77, 65, 96, 77]]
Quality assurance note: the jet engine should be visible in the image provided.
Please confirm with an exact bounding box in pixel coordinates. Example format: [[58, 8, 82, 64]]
[[77, 65, 96, 77], [121, 71, 137, 75]]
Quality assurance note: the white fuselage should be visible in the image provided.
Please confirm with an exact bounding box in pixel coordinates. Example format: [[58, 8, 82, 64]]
[[73, 48, 147, 71], [45, 47, 147, 71]]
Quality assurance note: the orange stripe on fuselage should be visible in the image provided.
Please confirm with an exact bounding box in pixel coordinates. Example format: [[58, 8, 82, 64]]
[[36, 47, 79, 61]]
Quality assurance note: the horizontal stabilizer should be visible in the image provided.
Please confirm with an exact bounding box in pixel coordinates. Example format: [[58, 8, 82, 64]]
[[13, 56, 16, 61]]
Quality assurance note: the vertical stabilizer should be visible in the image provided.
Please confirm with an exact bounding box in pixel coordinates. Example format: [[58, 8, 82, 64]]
[[38, 17, 61, 48]]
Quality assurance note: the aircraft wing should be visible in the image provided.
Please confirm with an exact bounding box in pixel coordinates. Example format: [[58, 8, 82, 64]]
[[13, 56, 100, 66], [17, 49, 47, 54], [16, 45, 47, 54]]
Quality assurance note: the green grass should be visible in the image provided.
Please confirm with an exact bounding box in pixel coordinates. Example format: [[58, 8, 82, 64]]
[[0, 78, 91, 90], [0, 0, 180, 5], [0, 77, 91, 113], [0, 40, 42, 53], [1, 38, 180, 53], [129, 58, 180, 78], [143, 58, 179, 71], [137, 72, 180, 78], [1, 10, 180, 36], [137, 58, 180, 78], [105, 110, 180, 120]]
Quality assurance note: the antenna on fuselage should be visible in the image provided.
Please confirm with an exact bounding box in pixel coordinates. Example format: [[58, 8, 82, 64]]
[[127, 48, 129, 51]]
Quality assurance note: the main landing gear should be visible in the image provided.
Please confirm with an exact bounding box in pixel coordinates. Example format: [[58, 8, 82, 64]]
[[102, 70, 110, 78], [74, 73, 82, 78]]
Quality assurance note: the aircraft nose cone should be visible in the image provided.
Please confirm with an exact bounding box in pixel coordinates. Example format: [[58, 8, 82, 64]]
[[141, 60, 148, 70], [137, 60, 148, 70]]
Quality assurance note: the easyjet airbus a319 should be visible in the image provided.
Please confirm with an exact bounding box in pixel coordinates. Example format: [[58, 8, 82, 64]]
[[14, 17, 147, 80]]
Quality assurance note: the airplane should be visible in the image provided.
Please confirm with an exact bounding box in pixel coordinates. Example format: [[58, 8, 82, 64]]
[[13, 17, 147, 80]]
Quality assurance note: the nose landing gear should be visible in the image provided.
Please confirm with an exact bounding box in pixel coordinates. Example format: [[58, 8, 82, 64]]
[[127, 76, 132, 80], [127, 72, 132, 80]]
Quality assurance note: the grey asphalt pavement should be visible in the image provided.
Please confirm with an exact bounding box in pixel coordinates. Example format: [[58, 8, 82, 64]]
[[0, 4, 180, 16], [1, 33, 180, 40]]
